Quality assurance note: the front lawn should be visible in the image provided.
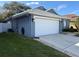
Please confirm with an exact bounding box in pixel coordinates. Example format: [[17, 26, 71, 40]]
[[0, 32, 69, 57]]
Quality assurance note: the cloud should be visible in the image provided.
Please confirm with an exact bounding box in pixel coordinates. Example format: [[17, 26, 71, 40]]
[[70, 10, 79, 14], [54, 4, 67, 11], [26, 2, 39, 6]]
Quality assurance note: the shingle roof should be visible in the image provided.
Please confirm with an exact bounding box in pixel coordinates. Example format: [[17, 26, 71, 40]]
[[64, 14, 79, 21], [34, 6, 46, 11], [46, 8, 58, 15], [12, 9, 68, 19]]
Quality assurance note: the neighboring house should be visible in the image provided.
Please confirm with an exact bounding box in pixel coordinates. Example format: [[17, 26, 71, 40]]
[[9, 9, 68, 37], [64, 14, 79, 29]]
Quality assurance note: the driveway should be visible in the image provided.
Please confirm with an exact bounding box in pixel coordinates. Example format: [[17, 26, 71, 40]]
[[35, 34, 79, 57]]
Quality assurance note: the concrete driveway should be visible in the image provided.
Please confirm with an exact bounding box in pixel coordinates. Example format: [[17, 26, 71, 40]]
[[35, 34, 79, 57]]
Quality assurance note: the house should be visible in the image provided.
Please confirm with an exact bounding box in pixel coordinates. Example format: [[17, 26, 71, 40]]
[[10, 9, 69, 37], [64, 14, 79, 29]]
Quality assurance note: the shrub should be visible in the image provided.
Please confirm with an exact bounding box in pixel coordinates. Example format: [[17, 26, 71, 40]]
[[8, 29, 14, 32], [62, 28, 78, 32]]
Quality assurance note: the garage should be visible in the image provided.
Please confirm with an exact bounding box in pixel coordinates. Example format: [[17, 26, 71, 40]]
[[34, 17, 59, 37]]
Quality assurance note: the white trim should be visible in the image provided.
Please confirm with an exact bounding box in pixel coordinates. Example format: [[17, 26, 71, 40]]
[[34, 15, 60, 21]]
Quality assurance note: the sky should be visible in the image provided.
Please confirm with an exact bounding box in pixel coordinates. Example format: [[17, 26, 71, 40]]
[[0, 1, 79, 15]]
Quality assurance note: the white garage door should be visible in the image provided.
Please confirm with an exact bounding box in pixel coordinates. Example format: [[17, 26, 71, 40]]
[[34, 19, 59, 37]]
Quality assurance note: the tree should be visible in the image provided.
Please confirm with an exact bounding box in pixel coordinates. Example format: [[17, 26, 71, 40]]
[[0, 14, 4, 21], [0, 11, 13, 21], [0, 1, 31, 21], [3, 1, 31, 14]]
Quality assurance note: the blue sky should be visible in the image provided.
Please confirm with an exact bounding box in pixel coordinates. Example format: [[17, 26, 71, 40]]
[[0, 1, 79, 15]]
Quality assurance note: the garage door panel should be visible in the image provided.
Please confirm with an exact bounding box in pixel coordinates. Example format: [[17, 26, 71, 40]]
[[34, 19, 59, 37]]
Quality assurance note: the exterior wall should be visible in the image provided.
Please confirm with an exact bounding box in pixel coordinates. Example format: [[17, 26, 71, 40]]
[[63, 19, 69, 29], [18, 15, 32, 37], [30, 17, 35, 37], [0, 23, 3, 32], [59, 19, 64, 33], [56, 19, 69, 33], [66, 20, 69, 28], [11, 19, 17, 32], [34, 16, 59, 37], [11, 14, 34, 37], [63, 20, 66, 28]]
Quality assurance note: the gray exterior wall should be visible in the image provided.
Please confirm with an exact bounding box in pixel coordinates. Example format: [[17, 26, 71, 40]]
[[66, 19, 70, 28], [11, 19, 18, 32], [11, 14, 35, 37], [63, 19, 69, 29], [30, 17, 35, 37], [59, 19, 64, 33], [59, 19, 69, 33]]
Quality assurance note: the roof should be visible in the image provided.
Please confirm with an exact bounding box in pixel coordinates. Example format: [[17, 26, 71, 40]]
[[34, 6, 46, 11], [12, 9, 68, 19], [64, 14, 79, 21], [46, 8, 58, 15]]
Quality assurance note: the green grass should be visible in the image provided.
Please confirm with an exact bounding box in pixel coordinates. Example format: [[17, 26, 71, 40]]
[[0, 32, 69, 57]]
